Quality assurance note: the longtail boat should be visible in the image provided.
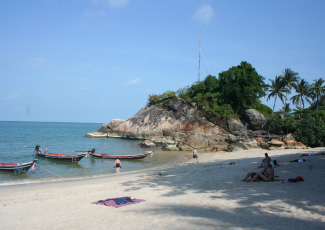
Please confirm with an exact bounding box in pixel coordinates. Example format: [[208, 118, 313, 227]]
[[0, 159, 38, 173], [90, 151, 152, 160], [34, 144, 88, 162]]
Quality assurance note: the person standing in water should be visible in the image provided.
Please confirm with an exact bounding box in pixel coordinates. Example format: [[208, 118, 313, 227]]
[[193, 149, 199, 163], [114, 157, 121, 173]]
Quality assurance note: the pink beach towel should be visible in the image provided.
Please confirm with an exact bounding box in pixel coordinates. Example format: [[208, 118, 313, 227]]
[[92, 197, 145, 208]]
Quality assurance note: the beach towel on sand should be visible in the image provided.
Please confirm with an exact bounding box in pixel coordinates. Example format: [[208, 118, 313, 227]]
[[92, 197, 145, 208]]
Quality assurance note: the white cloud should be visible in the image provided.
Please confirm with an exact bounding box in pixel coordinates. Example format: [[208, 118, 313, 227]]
[[92, 0, 129, 9], [193, 4, 214, 24], [124, 78, 140, 86]]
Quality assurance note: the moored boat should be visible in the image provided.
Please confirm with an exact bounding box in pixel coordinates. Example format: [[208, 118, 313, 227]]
[[90, 151, 151, 160], [0, 159, 38, 173], [34, 145, 88, 162]]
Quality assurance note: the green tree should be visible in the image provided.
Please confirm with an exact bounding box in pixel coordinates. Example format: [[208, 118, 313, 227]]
[[294, 109, 325, 147], [266, 76, 286, 112], [269, 112, 296, 134], [148, 94, 160, 105], [310, 78, 325, 110], [280, 68, 300, 112], [290, 79, 311, 109], [218, 61, 266, 113], [281, 103, 292, 114]]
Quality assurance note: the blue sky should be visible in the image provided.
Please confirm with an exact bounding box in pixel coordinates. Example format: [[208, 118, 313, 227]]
[[1, 0, 324, 123]]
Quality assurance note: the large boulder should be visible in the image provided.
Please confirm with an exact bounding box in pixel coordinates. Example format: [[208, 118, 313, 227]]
[[227, 117, 246, 133], [243, 109, 267, 131], [139, 140, 156, 147], [181, 133, 228, 151], [161, 144, 180, 151], [227, 142, 249, 152]]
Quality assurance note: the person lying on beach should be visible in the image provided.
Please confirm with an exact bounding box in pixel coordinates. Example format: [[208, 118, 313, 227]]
[[242, 163, 275, 182], [300, 152, 324, 157], [258, 153, 272, 168]]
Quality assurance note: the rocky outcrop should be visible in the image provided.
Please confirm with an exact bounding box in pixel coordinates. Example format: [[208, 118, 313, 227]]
[[86, 99, 308, 151], [85, 119, 126, 138], [86, 99, 230, 151]]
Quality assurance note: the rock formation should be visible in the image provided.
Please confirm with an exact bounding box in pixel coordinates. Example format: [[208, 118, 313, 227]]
[[86, 99, 307, 151], [86, 99, 230, 151]]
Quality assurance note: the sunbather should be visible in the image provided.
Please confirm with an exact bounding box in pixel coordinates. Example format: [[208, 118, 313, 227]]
[[300, 152, 324, 157], [258, 153, 272, 168], [242, 163, 275, 182], [252, 163, 275, 182]]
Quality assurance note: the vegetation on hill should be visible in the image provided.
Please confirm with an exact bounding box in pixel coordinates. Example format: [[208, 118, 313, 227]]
[[148, 61, 325, 147]]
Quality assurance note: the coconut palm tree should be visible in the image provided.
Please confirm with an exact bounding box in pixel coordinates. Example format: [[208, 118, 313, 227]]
[[310, 78, 325, 110], [266, 76, 286, 112], [290, 79, 311, 109], [280, 68, 300, 112], [280, 103, 292, 114]]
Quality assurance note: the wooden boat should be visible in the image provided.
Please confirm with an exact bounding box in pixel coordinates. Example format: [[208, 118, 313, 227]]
[[0, 159, 38, 173], [34, 145, 88, 162], [35, 150, 88, 162], [90, 152, 151, 160]]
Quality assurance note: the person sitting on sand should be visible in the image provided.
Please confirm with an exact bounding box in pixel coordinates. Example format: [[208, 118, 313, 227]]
[[258, 153, 272, 168], [114, 157, 121, 174], [242, 163, 275, 182], [252, 163, 275, 182]]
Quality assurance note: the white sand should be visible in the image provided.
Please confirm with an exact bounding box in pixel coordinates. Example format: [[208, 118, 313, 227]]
[[0, 147, 324, 230]]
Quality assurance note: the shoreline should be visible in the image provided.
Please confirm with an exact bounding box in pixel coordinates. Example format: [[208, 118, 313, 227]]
[[1, 147, 324, 229], [0, 150, 191, 188]]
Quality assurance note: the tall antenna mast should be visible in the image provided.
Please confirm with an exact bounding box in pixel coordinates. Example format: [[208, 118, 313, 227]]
[[198, 31, 201, 82]]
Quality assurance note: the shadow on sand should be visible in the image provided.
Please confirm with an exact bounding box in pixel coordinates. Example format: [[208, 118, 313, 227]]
[[119, 148, 325, 229]]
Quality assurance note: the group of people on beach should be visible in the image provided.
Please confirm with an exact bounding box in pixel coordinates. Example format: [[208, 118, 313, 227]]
[[242, 153, 278, 182]]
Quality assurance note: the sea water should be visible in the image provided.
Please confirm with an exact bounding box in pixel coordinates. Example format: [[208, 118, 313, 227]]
[[0, 121, 181, 186]]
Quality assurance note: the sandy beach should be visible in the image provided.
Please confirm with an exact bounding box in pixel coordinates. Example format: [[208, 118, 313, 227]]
[[1, 147, 324, 230]]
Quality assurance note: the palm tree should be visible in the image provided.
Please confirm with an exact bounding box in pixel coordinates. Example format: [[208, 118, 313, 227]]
[[266, 76, 286, 112], [280, 103, 292, 114], [280, 68, 300, 112], [310, 78, 325, 110], [290, 79, 311, 109]]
